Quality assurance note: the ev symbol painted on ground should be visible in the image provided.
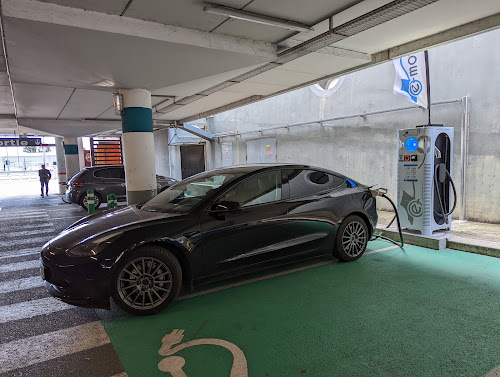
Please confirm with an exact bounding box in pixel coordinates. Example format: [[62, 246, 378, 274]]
[[158, 329, 248, 377]]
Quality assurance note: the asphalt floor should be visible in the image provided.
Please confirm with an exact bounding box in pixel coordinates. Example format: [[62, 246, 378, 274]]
[[1, 179, 500, 377]]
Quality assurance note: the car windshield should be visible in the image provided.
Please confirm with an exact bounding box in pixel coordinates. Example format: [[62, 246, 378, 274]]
[[140, 172, 241, 213]]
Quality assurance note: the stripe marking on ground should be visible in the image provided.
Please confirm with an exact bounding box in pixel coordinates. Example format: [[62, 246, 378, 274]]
[[0, 276, 43, 294], [365, 245, 400, 255], [0, 297, 72, 323], [0, 321, 111, 373], [0, 259, 40, 273], [4, 229, 56, 238], [0, 248, 40, 260], [0, 237, 52, 249]]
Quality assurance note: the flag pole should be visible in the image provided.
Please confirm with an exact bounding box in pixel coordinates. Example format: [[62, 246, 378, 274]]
[[424, 50, 431, 125]]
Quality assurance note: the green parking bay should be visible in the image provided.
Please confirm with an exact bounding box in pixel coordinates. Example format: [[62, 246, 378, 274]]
[[103, 241, 500, 377]]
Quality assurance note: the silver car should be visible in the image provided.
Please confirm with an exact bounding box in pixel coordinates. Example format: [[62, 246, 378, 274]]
[[66, 165, 177, 209]]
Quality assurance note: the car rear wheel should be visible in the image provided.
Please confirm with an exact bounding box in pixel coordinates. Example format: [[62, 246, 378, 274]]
[[80, 192, 102, 210], [334, 215, 368, 262], [111, 245, 182, 315]]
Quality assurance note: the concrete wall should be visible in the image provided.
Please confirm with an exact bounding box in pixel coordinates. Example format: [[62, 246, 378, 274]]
[[153, 129, 171, 177], [205, 29, 500, 223]]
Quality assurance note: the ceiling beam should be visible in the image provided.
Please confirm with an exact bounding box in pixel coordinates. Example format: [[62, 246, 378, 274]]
[[154, 0, 438, 117], [389, 11, 500, 58], [2, 0, 277, 60]]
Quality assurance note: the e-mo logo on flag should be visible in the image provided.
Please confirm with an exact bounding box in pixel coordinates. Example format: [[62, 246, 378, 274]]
[[393, 52, 428, 109]]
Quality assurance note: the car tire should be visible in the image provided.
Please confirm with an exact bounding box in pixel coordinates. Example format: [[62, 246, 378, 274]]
[[111, 245, 182, 315], [334, 215, 368, 262], [79, 192, 102, 210]]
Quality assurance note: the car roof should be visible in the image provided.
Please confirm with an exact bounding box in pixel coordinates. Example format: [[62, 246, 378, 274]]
[[203, 163, 346, 177]]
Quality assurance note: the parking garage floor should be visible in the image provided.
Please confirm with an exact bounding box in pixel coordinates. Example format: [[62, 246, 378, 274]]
[[1, 185, 500, 377]]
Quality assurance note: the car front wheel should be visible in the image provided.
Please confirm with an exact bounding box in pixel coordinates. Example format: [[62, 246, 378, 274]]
[[334, 215, 368, 262], [111, 245, 182, 315]]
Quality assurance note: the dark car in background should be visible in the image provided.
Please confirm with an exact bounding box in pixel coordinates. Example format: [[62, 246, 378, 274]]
[[42, 164, 378, 315], [66, 165, 177, 209]]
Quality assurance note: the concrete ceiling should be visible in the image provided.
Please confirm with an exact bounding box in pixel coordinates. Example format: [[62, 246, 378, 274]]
[[0, 0, 500, 137]]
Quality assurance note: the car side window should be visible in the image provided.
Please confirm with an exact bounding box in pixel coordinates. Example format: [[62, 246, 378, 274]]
[[287, 169, 335, 198], [219, 170, 283, 207], [94, 168, 122, 179]]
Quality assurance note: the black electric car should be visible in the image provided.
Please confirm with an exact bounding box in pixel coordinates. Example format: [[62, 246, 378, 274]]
[[41, 164, 378, 315], [66, 165, 177, 209]]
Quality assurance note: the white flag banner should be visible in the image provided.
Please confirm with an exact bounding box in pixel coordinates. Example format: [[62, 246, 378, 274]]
[[393, 52, 428, 108]]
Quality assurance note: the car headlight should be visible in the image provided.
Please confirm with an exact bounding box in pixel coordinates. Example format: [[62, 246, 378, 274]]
[[66, 233, 122, 257]]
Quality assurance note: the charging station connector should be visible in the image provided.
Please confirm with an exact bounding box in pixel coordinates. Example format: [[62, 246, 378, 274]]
[[370, 187, 388, 197]]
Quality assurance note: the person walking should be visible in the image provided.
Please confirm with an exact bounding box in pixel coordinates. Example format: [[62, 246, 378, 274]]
[[38, 164, 51, 197]]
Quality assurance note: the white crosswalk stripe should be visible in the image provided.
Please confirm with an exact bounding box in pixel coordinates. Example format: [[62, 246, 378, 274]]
[[0, 297, 72, 323], [0, 236, 52, 248], [0, 259, 40, 273], [0, 275, 44, 293], [0, 223, 54, 232], [0, 321, 111, 374], [0, 213, 49, 220], [0, 247, 40, 260], [3, 229, 56, 238]]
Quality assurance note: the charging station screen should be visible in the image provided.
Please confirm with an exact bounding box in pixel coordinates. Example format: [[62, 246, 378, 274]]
[[405, 137, 418, 152]]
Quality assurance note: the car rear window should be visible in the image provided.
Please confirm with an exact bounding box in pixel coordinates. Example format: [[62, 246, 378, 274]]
[[287, 169, 342, 198]]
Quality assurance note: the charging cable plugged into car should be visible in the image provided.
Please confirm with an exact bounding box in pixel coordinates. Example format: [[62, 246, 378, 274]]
[[369, 187, 405, 248]]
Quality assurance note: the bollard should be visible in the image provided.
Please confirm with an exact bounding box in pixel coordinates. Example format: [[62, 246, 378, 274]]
[[86, 188, 95, 214], [107, 193, 117, 209]]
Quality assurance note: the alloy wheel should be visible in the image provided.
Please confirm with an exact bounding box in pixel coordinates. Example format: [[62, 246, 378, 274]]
[[341, 220, 367, 257], [116, 256, 173, 311]]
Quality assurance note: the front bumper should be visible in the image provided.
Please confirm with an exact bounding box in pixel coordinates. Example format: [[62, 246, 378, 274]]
[[66, 188, 80, 205], [40, 251, 111, 309]]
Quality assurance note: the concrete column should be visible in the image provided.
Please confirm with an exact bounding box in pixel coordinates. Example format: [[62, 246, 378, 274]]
[[119, 88, 157, 205], [55, 137, 67, 194], [63, 136, 80, 181], [77, 137, 85, 170]]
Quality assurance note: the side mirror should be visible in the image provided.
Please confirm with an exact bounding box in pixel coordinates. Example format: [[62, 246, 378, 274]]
[[210, 200, 240, 213]]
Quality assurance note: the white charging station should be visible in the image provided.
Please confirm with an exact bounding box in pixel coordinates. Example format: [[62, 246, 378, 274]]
[[397, 126, 455, 236]]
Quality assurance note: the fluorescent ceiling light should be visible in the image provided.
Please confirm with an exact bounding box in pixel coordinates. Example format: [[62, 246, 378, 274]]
[[203, 4, 313, 33]]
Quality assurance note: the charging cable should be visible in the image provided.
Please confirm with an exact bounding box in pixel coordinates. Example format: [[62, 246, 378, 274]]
[[434, 163, 457, 224], [369, 187, 405, 248]]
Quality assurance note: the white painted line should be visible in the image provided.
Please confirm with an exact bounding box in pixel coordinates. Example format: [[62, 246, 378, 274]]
[[0, 321, 111, 373], [485, 365, 500, 377], [0, 212, 48, 218], [0, 276, 43, 293], [0, 223, 53, 232], [180, 259, 335, 301], [365, 245, 400, 255], [0, 248, 40, 260], [110, 373, 129, 377], [0, 259, 40, 273], [0, 297, 72, 324], [0, 237, 52, 249], [50, 215, 85, 220], [4, 229, 55, 238]]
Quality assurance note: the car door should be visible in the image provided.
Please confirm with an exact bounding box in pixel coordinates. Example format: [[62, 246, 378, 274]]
[[199, 169, 289, 277], [283, 169, 347, 256], [94, 167, 126, 200]]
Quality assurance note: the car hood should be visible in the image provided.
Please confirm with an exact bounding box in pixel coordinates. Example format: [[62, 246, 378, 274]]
[[47, 206, 182, 250]]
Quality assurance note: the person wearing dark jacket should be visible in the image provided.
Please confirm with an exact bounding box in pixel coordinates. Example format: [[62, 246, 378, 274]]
[[38, 164, 52, 197]]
